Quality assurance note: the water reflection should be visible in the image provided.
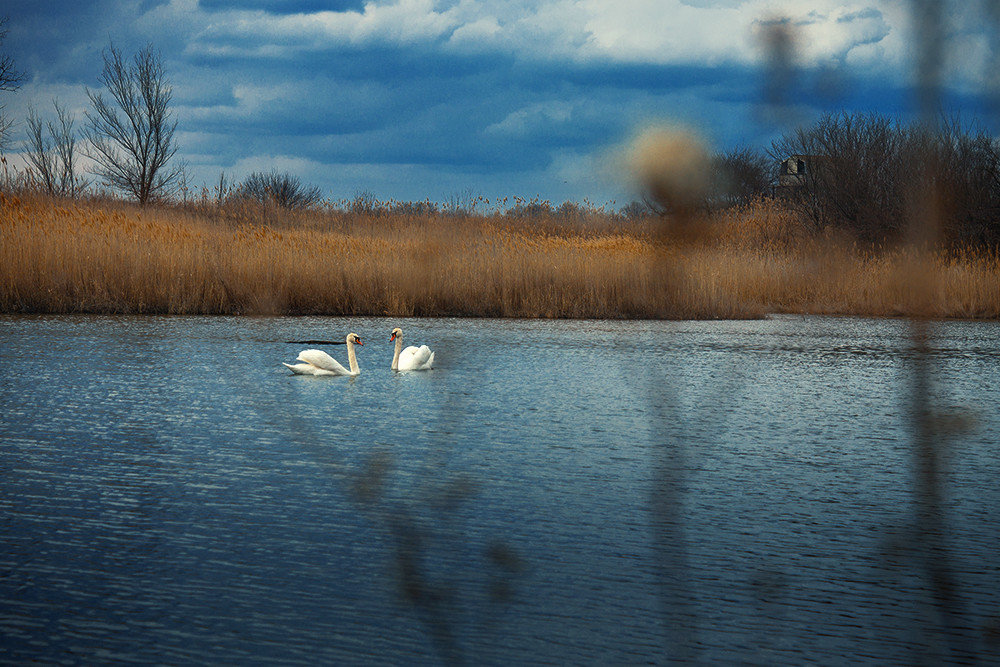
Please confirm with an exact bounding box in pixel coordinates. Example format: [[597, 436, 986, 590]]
[[0, 314, 998, 663]]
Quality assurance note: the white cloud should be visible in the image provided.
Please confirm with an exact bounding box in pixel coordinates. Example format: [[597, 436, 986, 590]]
[[575, 0, 749, 65], [564, 1, 909, 71], [167, 0, 911, 74], [176, 76, 394, 133], [486, 101, 576, 137], [183, 0, 461, 56], [447, 16, 502, 46]]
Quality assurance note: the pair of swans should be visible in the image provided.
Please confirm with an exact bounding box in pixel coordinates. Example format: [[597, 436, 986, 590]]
[[283, 328, 434, 376]]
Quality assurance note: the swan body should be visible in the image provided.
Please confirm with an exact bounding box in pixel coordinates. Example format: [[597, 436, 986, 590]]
[[390, 327, 434, 371], [284, 333, 363, 376]]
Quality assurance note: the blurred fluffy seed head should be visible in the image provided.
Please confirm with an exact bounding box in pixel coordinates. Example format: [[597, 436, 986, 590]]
[[627, 127, 710, 215]]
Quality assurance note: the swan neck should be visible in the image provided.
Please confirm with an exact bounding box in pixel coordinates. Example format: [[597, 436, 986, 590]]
[[391, 336, 402, 370], [347, 340, 359, 374]]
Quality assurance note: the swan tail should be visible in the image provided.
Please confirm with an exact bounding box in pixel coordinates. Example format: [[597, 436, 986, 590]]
[[297, 348, 350, 375]]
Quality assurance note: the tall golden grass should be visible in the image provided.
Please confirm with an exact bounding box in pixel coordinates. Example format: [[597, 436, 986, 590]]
[[1, 191, 997, 319]]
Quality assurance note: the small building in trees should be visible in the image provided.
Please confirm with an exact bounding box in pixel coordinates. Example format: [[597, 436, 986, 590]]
[[775, 155, 826, 198]]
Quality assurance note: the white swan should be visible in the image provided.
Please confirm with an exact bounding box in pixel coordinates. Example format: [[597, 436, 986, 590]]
[[390, 327, 434, 371], [284, 333, 363, 376]]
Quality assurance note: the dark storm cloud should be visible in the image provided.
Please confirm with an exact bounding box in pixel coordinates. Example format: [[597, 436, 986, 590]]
[[173, 40, 753, 173], [1, 1, 992, 203], [2, 1, 145, 82]]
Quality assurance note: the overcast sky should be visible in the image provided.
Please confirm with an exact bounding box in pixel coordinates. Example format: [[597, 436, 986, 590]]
[[1, 1, 997, 206]]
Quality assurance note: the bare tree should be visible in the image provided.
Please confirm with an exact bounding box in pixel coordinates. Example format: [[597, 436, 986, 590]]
[[709, 147, 775, 208], [24, 102, 86, 197], [216, 171, 228, 207], [770, 111, 1000, 246], [0, 16, 25, 151], [84, 43, 180, 205], [176, 161, 190, 204]]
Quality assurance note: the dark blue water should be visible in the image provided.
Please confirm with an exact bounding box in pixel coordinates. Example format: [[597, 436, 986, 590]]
[[1, 315, 998, 664]]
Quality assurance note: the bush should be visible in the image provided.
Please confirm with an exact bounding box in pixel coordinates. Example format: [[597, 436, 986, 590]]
[[506, 199, 553, 219], [391, 200, 439, 216], [239, 170, 323, 209], [619, 200, 655, 220], [349, 189, 382, 215]]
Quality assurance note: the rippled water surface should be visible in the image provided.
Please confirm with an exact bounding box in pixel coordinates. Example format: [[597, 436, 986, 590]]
[[1, 315, 999, 664]]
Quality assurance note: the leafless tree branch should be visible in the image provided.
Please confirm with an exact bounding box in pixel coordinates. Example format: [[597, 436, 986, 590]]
[[0, 16, 23, 92], [84, 43, 180, 205], [24, 102, 86, 197], [0, 16, 25, 152]]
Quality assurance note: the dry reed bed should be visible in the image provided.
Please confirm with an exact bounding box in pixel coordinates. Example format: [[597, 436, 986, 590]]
[[1, 193, 998, 319]]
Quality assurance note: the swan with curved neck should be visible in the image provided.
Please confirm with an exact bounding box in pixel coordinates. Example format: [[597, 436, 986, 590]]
[[284, 333, 363, 376], [390, 327, 434, 371]]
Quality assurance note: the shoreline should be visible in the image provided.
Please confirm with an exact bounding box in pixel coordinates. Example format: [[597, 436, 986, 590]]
[[2, 311, 997, 322]]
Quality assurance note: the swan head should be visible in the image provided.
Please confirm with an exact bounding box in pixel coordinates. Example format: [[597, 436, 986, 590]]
[[389, 327, 402, 342], [347, 333, 363, 346]]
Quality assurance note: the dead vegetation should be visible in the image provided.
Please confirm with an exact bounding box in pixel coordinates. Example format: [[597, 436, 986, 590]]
[[1, 191, 997, 319]]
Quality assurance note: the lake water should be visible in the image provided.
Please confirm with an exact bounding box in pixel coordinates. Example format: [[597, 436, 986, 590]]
[[1, 314, 998, 664]]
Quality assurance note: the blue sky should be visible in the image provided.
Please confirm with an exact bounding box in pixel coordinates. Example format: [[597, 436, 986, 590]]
[[1, 1, 997, 206]]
